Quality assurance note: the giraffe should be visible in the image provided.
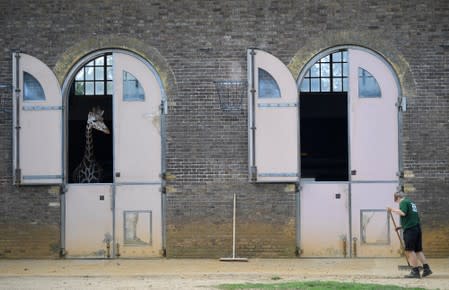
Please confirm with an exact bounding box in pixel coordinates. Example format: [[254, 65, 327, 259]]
[[72, 107, 110, 183]]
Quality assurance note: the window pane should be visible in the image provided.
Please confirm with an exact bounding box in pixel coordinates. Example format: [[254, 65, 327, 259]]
[[85, 82, 94, 95], [358, 68, 381, 98], [85, 67, 94, 80], [258, 68, 281, 98], [300, 79, 309, 92], [75, 69, 84, 81], [321, 55, 330, 62], [342, 51, 348, 62], [311, 78, 320, 92], [107, 81, 113, 95], [86, 60, 94, 67], [310, 64, 320, 77], [332, 52, 342, 62], [23, 72, 45, 101], [106, 55, 112, 66], [95, 81, 104, 95], [321, 78, 330, 92], [333, 78, 342, 92], [75, 81, 84, 95], [107, 67, 113, 80], [321, 63, 330, 77], [343, 78, 348, 92], [123, 71, 145, 101], [95, 67, 104, 80], [343, 63, 349, 76], [333, 63, 342, 76], [95, 56, 104, 66]]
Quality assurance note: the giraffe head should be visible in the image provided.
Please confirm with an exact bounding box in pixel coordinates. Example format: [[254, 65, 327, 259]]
[[87, 107, 110, 134]]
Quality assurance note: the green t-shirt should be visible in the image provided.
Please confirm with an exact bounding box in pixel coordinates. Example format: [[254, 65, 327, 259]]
[[399, 198, 420, 230]]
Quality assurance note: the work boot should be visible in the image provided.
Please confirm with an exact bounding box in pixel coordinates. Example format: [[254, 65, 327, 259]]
[[422, 264, 432, 277], [404, 267, 420, 278]]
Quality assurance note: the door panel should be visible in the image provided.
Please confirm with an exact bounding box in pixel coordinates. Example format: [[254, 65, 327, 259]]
[[113, 52, 163, 257], [351, 183, 401, 257], [113, 52, 162, 183], [114, 184, 162, 257], [65, 184, 113, 258], [248, 49, 299, 182], [300, 183, 349, 257], [349, 49, 399, 181], [12, 53, 63, 184]]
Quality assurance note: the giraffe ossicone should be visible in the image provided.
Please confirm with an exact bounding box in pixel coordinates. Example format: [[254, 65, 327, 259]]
[[72, 107, 110, 183]]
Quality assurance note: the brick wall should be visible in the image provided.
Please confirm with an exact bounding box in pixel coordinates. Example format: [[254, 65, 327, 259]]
[[0, 0, 448, 257]]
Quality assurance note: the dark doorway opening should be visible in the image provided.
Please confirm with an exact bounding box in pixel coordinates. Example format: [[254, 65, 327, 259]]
[[300, 92, 348, 181], [68, 87, 113, 183]]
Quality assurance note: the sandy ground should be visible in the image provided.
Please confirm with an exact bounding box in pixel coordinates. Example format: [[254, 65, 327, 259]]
[[0, 258, 448, 289]]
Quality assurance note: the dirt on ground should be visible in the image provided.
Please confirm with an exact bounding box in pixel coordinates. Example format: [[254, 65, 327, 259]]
[[0, 258, 448, 289]]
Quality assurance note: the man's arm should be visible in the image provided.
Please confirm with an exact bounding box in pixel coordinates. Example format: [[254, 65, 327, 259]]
[[387, 207, 405, 216]]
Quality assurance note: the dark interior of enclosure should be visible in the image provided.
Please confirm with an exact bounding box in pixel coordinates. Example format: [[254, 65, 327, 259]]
[[300, 92, 348, 181], [68, 85, 113, 183]]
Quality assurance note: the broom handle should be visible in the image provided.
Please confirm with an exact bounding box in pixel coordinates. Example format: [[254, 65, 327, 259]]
[[232, 193, 236, 259], [389, 211, 410, 266]]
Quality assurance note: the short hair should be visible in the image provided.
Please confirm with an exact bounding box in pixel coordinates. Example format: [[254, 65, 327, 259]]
[[394, 191, 405, 202]]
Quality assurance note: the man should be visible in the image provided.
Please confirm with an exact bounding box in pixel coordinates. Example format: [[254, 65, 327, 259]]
[[388, 192, 432, 278]]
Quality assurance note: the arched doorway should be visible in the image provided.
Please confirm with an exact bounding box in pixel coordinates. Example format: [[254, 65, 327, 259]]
[[63, 50, 166, 258], [297, 46, 402, 257]]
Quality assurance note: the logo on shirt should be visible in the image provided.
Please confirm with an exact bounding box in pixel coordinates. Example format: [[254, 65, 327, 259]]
[[411, 202, 418, 213]]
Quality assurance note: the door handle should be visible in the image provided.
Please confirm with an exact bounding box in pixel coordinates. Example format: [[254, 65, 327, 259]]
[[351, 170, 357, 175], [115, 172, 120, 177]]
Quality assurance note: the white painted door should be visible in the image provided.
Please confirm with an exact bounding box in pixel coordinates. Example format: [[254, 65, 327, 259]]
[[65, 52, 163, 258], [348, 48, 400, 257], [12, 53, 63, 185], [65, 185, 113, 257], [300, 183, 349, 257], [113, 52, 163, 257], [247, 49, 299, 182], [348, 48, 399, 182]]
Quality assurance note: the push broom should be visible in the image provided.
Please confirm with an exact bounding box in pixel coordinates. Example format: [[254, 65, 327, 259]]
[[220, 193, 248, 262], [389, 211, 413, 270]]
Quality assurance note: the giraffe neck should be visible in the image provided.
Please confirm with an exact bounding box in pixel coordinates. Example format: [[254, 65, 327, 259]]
[[82, 124, 95, 163]]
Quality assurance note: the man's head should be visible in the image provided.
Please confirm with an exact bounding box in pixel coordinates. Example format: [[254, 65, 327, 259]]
[[394, 191, 405, 203]]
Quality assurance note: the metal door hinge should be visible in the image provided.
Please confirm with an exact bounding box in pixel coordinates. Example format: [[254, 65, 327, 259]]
[[396, 96, 407, 112]]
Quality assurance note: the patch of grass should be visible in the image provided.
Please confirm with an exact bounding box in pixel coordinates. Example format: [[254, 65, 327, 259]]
[[217, 280, 427, 290]]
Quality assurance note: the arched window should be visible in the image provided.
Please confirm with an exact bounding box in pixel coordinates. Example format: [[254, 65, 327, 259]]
[[258, 68, 281, 98], [300, 50, 348, 93], [358, 68, 381, 98], [74, 54, 113, 96], [23, 72, 45, 101]]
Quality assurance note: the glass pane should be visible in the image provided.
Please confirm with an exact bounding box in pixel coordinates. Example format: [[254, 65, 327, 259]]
[[300, 79, 309, 92], [321, 55, 330, 62], [343, 78, 348, 92], [358, 68, 381, 98], [310, 64, 320, 77], [107, 81, 113, 95], [321, 63, 330, 77], [343, 63, 349, 76], [75, 69, 84, 81], [23, 72, 45, 101], [123, 71, 145, 101], [75, 81, 84, 95], [106, 67, 113, 80], [342, 51, 348, 62], [311, 78, 320, 92], [321, 78, 330, 92], [95, 81, 104, 95], [333, 78, 342, 92], [258, 68, 281, 98], [333, 63, 342, 76], [95, 56, 104, 66], [95, 67, 104, 80], [85, 82, 94, 95], [106, 55, 112, 66], [85, 67, 94, 80], [332, 51, 342, 62], [86, 60, 94, 66], [304, 70, 310, 78]]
